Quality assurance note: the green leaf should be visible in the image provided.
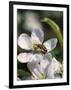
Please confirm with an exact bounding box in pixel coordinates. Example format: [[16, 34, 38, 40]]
[[17, 69, 31, 80], [41, 18, 63, 48], [50, 48, 63, 61]]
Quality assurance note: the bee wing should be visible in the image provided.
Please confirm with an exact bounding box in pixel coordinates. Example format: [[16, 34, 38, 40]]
[[43, 38, 57, 52]]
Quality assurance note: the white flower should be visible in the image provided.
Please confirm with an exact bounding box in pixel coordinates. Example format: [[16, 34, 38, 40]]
[[18, 52, 62, 80], [17, 31, 57, 63], [17, 32, 60, 79], [18, 32, 57, 52]]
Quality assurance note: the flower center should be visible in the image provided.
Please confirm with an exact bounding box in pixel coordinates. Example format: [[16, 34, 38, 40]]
[[32, 44, 47, 54]]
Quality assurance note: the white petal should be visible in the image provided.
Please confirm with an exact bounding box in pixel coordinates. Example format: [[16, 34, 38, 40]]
[[29, 54, 43, 63], [40, 59, 50, 70], [27, 63, 43, 79], [17, 53, 33, 63], [44, 53, 52, 62], [24, 11, 43, 32], [47, 58, 62, 79], [27, 54, 43, 71], [43, 38, 57, 52], [52, 58, 62, 72], [31, 29, 44, 44], [18, 33, 32, 50], [42, 53, 52, 77], [27, 54, 45, 79], [40, 53, 52, 69]]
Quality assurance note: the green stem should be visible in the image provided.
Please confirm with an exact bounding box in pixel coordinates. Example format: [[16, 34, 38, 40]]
[[41, 18, 63, 48]]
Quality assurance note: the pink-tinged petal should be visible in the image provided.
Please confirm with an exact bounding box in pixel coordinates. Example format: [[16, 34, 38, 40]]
[[18, 33, 32, 50], [43, 38, 57, 52], [17, 53, 33, 63]]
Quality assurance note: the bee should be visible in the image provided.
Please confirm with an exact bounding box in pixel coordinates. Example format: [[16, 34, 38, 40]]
[[33, 44, 47, 54]]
